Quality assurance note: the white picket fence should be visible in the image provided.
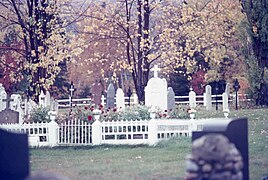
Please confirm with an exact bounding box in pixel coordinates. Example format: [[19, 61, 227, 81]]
[[0, 118, 210, 147]]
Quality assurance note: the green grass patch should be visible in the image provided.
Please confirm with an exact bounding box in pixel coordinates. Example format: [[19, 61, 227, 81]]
[[30, 108, 268, 179]]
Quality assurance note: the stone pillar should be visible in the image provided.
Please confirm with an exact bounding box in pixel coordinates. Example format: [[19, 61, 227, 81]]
[[205, 85, 212, 110]]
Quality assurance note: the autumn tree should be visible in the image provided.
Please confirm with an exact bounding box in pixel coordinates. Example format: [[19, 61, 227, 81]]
[[0, 0, 77, 100], [73, 0, 247, 102]]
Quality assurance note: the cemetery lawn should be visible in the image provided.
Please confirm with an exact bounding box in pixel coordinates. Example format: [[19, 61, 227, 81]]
[[30, 108, 268, 180]]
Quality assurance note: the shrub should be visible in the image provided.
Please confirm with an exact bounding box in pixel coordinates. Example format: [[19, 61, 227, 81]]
[[168, 106, 189, 119], [56, 106, 95, 124], [27, 106, 51, 123]]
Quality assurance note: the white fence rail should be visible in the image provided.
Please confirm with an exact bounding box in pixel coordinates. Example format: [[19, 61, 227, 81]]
[[58, 98, 92, 108], [100, 120, 149, 145], [0, 118, 214, 147]]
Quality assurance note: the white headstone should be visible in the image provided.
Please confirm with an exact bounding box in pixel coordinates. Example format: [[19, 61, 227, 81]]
[[205, 85, 212, 110], [45, 91, 51, 108], [10, 94, 21, 111], [39, 90, 46, 107], [10, 94, 24, 123], [189, 89, 196, 109], [167, 87, 175, 111], [0, 89, 7, 111], [116, 88, 125, 111], [145, 65, 167, 111], [225, 83, 231, 96], [222, 92, 229, 112], [28, 99, 37, 114]]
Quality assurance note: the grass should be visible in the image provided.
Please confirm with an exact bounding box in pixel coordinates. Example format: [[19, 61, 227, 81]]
[[29, 108, 268, 180]]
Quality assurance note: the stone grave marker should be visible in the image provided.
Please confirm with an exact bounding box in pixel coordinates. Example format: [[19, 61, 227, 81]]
[[39, 90, 46, 107], [205, 85, 212, 110], [106, 83, 115, 108], [11, 94, 24, 124], [0, 88, 7, 111], [45, 91, 51, 108], [91, 81, 103, 105], [0, 95, 19, 124], [116, 88, 125, 110], [145, 65, 167, 111], [26, 99, 38, 117], [0, 129, 29, 179], [225, 82, 231, 96], [189, 88, 196, 109], [192, 118, 249, 180], [167, 87, 175, 111]]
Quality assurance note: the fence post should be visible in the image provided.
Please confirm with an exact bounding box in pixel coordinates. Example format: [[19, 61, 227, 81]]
[[92, 110, 102, 145], [148, 110, 158, 146], [48, 114, 58, 147]]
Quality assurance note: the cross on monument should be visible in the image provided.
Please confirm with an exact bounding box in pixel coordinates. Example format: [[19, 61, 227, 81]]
[[151, 64, 161, 78], [3, 95, 14, 110]]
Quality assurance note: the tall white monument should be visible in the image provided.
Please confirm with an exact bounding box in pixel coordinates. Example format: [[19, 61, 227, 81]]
[[145, 65, 167, 111]]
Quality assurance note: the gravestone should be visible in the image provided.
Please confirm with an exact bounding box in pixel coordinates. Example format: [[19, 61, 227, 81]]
[[116, 88, 125, 110], [0, 96, 19, 124], [39, 91, 46, 107], [167, 87, 175, 111], [145, 65, 167, 111], [45, 91, 51, 108], [11, 94, 24, 124], [27, 99, 38, 116], [189, 88, 196, 109], [50, 97, 59, 113], [222, 92, 229, 111], [0, 129, 29, 179], [106, 83, 115, 108], [225, 83, 231, 96], [192, 118, 249, 180], [205, 85, 212, 110], [91, 81, 103, 105], [0, 88, 7, 111]]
